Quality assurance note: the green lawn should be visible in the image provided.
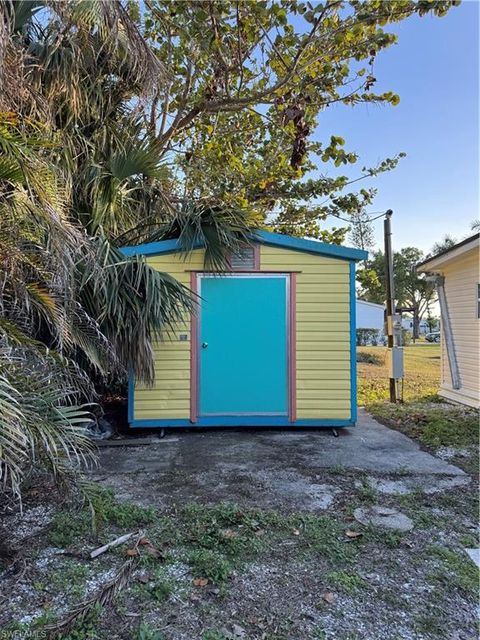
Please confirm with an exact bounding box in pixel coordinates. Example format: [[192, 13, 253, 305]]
[[357, 342, 440, 405]]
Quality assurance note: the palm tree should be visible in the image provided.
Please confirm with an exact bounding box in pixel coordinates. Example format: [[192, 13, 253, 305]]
[[0, 2, 187, 500], [0, 1, 253, 500]]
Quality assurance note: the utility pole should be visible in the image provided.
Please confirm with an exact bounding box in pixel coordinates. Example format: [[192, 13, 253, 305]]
[[384, 210, 403, 402]]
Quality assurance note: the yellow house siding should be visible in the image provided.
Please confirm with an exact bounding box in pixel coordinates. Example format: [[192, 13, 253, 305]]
[[134, 244, 353, 421], [440, 249, 479, 407], [133, 250, 204, 421], [260, 245, 351, 419]]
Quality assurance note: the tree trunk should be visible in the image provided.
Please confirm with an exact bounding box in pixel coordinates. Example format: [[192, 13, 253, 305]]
[[413, 308, 420, 340]]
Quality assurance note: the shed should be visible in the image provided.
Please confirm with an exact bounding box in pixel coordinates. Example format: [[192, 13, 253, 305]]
[[123, 231, 367, 428], [417, 233, 479, 408]]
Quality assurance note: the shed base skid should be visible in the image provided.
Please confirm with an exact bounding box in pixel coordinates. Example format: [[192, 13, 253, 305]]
[[129, 417, 356, 429]]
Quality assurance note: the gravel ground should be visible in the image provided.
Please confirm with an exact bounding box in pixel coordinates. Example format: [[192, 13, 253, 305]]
[[0, 418, 478, 640]]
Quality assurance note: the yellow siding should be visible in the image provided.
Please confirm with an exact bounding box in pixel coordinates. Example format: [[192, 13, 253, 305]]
[[260, 245, 351, 419], [440, 249, 479, 408], [134, 244, 352, 421], [134, 250, 204, 420]]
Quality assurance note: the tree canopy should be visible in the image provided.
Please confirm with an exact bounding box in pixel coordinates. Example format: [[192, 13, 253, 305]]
[[140, 0, 456, 240], [357, 247, 437, 337]]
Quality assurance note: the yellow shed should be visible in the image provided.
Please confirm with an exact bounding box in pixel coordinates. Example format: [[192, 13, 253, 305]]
[[123, 231, 367, 428]]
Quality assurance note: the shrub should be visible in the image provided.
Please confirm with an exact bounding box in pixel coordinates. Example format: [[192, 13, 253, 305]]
[[356, 328, 380, 346], [356, 351, 382, 365]]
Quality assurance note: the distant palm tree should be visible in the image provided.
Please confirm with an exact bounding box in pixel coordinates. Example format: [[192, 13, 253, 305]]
[[431, 235, 457, 256]]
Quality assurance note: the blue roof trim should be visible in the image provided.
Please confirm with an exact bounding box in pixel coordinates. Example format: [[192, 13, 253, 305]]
[[121, 237, 197, 258], [253, 230, 367, 261], [120, 230, 368, 262]]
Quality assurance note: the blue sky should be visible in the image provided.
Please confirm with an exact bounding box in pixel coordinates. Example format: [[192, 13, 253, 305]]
[[317, 1, 478, 254]]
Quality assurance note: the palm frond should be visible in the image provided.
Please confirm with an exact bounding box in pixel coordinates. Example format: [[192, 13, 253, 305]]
[[150, 203, 257, 271], [109, 141, 169, 182], [0, 342, 96, 503], [80, 236, 193, 384]]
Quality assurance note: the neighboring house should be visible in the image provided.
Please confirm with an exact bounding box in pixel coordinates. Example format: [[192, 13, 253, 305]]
[[356, 299, 384, 331], [417, 233, 479, 408], [355, 300, 385, 345]]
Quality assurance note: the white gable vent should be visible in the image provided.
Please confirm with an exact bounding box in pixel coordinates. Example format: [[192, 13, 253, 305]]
[[230, 246, 257, 270]]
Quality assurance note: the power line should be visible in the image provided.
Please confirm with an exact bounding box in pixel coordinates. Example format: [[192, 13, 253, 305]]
[[330, 210, 388, 224], [277, 210, 389, 226]]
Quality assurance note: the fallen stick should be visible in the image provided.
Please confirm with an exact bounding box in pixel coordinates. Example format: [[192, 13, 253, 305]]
[[89, 532, 135, 559], [44, 556, 135, 639], [45, 532, 144, 639]]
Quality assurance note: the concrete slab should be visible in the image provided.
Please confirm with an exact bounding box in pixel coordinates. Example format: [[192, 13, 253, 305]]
[[354, 505, 414, 532], [98, 408, 465, 477], [363, 474, 471, 495], [464, 549, 480, 568]]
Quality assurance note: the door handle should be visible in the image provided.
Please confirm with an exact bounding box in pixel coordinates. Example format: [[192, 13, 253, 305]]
[[202, 342, 208, 349]]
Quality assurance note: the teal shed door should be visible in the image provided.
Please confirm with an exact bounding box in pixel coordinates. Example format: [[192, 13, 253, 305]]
[[198, 275, 288, 416]]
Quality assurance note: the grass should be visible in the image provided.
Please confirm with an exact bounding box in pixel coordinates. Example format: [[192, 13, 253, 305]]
[[356, 476, 377, 503], [202, 631, 228, 640], [47, 497, 357, 590], [358, 341, 479, 473], [6, 485, 479, 639], [325, 570, 368, 594], [369, 401, 479, 449], [187, 548, 233, 582], [174, 503, 355, 581], [427, 545, 480, 596], [132, 562, 177, 604], [42, 559, 90, 599], [137, 624, 165, 640], [357, 342, 440, 405], [49, 488, 156, 547]]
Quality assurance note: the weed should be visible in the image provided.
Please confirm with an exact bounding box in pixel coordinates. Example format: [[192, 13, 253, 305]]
[[368, 401, 479, 450], [56, 603, 102, 639], [363, 525, 404, 548], [47, 559, 90, 598], [381, 589, 403, 608], [326, 570, 368, 594], [356, 477, 376, 503], [297, 514, 355, 562], [180, 502, 271, 559], [459, 533, 479, 548], [202, 631, 228, 640], [137, 622, 165, 640], [329, 465, 347, 475], [49, 509, 92, 547], [413, 601, 449, 638], [49, 488, 156, 546], [187, 548, 232, 583], [88, 487, 156, 531]]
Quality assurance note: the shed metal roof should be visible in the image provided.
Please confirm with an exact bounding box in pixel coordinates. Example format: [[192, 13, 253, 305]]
[[121, 229, 368, 262]]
